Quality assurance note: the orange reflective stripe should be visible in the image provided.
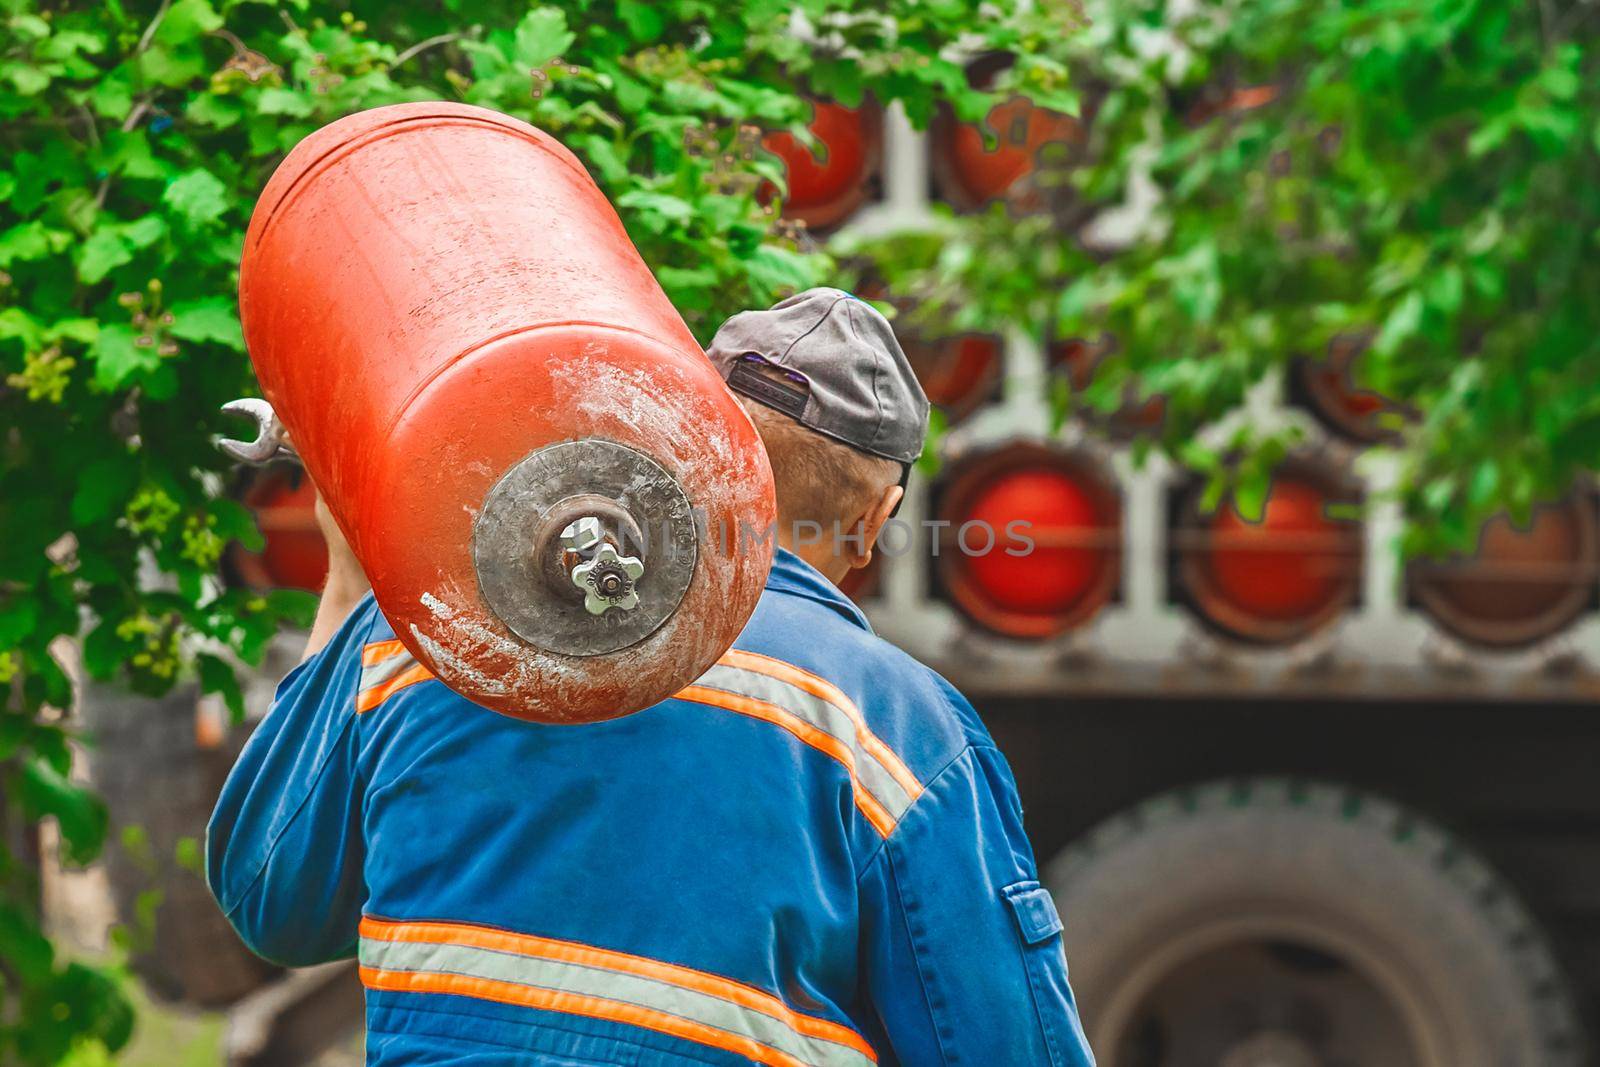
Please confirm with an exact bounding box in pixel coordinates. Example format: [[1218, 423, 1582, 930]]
[[720, 650, 924, 801], [677, 685, 898, 837], [360, 917, 875, 1058], [356, 661, 434, 713], [359, 967, 812, 1067], [361, 638, 408, 667]]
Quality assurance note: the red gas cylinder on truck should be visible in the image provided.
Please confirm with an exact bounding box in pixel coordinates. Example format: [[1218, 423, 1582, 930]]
[[237, 102, 776, 723], [761, 99, 882, 230]]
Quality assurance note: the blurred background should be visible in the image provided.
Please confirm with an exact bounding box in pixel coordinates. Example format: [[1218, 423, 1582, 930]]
[[4, 0, 1599, 1064]]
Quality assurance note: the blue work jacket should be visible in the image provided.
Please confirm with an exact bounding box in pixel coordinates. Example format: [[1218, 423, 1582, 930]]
[[207, 547, 1095, 1066]]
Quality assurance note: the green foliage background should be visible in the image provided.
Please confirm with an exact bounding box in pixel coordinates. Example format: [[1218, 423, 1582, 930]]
[[0, 0, 1075, 1059], [850, 0, 1600, 553]]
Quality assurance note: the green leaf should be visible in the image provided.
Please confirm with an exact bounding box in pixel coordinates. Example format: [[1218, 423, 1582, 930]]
[[1469, 460, 1500, 507], [1371, 291, 1423, 356], [40, 28, 107, 62], [1234, 469, 1271, 522], [44, 962, 136, 1054], [137, 43, 207, 87], [152, 0, 222, 45], [121, 216, 167, 250], [197, 653, 245, 721], [266, 588, 319, 629], [186, 92, 244, 128], [47, 318, 100, 344], [1021, 84, 1081, 116], [617, 1, 665, 44], [0, 902, 55, 984], [616, 189, 693, 229], [0, 220, 71, 267], [209, 497, 264, 551], [106, 129, 166, 180], [19, 758, 108, 863], [1426, 265, 1463, 315], [807, 61, 866, 109], [81, 620, 121, 681], [71, 455, 137, 524], [174, 836, 203, 874], [120, 825, 152, 868], [90, 323, 159, 390], [745, 244, 821, 294], [167, 296, 243, 350], [76, 228, 132, 284], [513, 8, 575, 68], [3, 60, 52, 96], [657, 264, 718, 290], [573, 134, 629, 183], [0, 307, 45, 347], [257, 87, 313, 117], [9, 13, 50, 40], [609, 67, 649, 112], [88, 68, 134, 120], [162, 168, 229, 226], [0, 597, 39, 646]]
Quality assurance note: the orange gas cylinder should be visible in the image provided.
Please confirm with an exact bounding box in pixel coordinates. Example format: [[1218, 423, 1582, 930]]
[[238, 102, 776, 723], [904, 333, 1004, 425], [1176, 462, 1362, 644], [229, 469, 328, 593], [935, 444, 1122, 638], [1409, 496, 1597, 648], [762, 100, 881, 230], [934, 97, 1080, 207], [1047, 336, 1166, 438], [1183, 83, 1281, 126], [1290, 335, 1399, 444]]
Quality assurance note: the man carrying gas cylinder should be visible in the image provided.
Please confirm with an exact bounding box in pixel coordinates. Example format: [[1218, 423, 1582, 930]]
[[208, 287, 1096, 1066]]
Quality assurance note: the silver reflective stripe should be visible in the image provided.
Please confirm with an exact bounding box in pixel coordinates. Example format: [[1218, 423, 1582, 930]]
[[694, 663, 916, 824], [359, 648, 417, 694], [360, 936, 875, 1067]]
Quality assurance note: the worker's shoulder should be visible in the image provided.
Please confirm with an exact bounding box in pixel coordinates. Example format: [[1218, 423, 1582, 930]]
[[732, 585, 990, 783], [345, 595, 465, 719]]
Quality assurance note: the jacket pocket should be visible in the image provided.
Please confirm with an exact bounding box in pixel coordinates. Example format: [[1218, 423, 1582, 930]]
[[1002, 880, 1085, 1066]]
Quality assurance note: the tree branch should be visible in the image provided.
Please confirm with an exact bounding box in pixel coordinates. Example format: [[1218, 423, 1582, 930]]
[[134, 0, 173, 56], [391, 33, 463, 69]]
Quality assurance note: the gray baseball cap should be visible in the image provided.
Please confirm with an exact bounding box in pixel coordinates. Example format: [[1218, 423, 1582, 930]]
[[705, 287, 930, 466]]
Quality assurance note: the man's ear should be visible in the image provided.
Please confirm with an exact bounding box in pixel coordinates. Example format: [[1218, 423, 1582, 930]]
[[847, 484, 903, 571]]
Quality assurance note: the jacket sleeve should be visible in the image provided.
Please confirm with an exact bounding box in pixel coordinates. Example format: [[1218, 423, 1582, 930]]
[[205, 597, 375, 966], [858, 742, 1096, 1066]]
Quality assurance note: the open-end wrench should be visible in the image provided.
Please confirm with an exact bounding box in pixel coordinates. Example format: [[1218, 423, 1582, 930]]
[[217, 398, 299, 465]]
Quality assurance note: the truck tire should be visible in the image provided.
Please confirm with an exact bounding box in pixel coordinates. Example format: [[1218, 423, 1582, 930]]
[[1046, 778, 1585, 1067], [80, 681, 279, 1007]]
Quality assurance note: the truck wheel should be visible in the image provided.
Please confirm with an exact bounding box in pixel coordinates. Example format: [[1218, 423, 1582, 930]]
[[1045, 779, 1585, 1067], [80, 681, 280, 1007]]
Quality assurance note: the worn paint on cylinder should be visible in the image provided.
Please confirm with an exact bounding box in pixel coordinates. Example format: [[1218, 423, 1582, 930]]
[[239, 102, 776, 722]]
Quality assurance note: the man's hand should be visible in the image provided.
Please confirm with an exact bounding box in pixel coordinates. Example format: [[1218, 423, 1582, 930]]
[[301, 481, 371, 662]]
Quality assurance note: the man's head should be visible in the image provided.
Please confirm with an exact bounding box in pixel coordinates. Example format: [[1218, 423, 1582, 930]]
[[707, 288, 930, 584]]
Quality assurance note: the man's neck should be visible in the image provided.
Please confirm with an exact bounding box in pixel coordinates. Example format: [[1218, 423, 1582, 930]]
[[774, 531, 851, 586]]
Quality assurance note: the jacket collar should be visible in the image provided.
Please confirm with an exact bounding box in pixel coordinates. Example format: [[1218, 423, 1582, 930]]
[[765, 548, 874, 633]]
